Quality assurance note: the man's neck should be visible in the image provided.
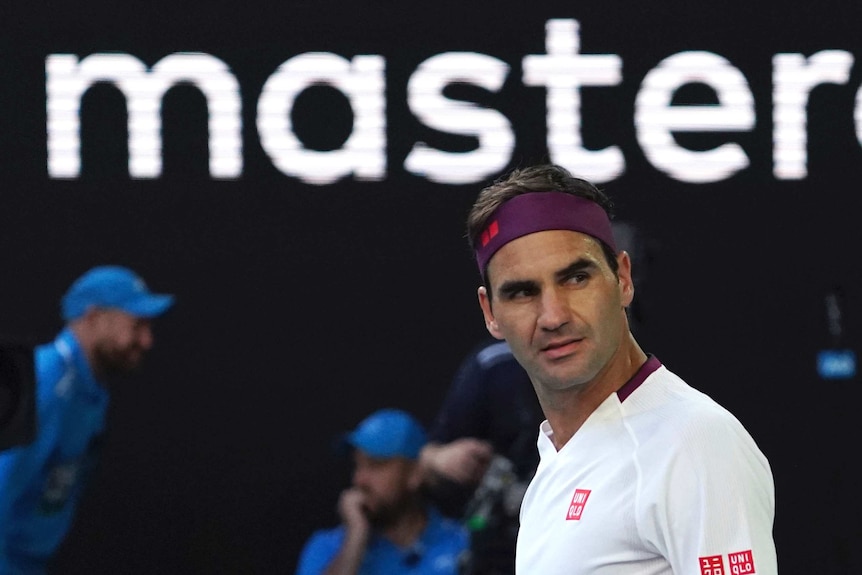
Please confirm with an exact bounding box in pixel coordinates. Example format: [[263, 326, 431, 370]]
[[541, 333, 648, 450]]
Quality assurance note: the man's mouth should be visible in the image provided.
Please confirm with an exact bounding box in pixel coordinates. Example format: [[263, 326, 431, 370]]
[[540, 338, 582, 360]]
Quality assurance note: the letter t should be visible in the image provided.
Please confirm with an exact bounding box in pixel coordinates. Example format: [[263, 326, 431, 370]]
[[522, 19, 624, 183]]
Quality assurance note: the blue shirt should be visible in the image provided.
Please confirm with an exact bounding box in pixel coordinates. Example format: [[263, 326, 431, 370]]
[[295, 507, 468, 575], [0, 328, 108, 575]]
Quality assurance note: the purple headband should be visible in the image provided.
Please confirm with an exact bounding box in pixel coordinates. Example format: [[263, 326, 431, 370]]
[[475, 192, 617, 276]]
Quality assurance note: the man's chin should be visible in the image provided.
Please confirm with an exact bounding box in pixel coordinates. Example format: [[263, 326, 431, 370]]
[[536, 361, 593, 390], [365, 506, 396, 528], [98, 359, 143, 379]]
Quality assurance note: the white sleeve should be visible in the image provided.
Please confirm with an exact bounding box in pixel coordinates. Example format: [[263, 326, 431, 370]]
[[638, 410, 778, 575]]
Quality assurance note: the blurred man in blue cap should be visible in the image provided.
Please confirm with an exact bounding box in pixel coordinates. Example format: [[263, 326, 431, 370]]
[[0, 265, 174, 574], [295, 408, 468, 575]]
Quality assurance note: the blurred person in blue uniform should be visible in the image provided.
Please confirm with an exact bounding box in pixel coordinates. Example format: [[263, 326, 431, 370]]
[[295, 409, 468, 575], [0, 266, 174, 575]]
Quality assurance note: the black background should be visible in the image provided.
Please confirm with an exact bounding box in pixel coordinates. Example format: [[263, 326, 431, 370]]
[[1, 0, 860, 573]]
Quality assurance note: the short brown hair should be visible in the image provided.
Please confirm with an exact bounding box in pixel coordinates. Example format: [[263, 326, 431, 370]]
[[467, 164, 617, 282]]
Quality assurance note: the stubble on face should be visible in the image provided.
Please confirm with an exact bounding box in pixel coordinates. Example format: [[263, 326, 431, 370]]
[[89, 311, 152, 378], [353, 457, 417, 528], [91, 341, 145, 377], [482, 230, 629, 400]]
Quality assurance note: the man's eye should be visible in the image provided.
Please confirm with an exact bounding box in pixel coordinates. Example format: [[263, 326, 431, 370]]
[[566, 272, 589, 285], [503, 287, 536, 300]]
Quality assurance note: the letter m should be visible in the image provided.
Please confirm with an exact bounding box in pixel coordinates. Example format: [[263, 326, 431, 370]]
[[46, 52, 242, 179]]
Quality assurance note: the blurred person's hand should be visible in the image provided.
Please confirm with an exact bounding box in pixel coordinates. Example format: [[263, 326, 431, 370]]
[[420, 438, 494, 486]]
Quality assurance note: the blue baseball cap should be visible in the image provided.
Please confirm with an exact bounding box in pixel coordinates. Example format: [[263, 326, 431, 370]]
[[61, 265, 175, 321], [340, 409, 427, 460]]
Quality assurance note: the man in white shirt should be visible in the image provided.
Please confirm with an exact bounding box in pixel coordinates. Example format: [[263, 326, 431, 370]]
[[464, 163, 778, 575]]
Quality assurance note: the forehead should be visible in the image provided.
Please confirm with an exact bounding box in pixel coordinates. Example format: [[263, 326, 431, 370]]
[[486, 230, 605, 284], [98, 308, 149, 327], [353, 451, 408, 471]]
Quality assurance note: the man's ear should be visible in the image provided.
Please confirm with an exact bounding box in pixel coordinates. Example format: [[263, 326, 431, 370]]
[[616, 251, 635, 308], [478, 286, 503, 339]]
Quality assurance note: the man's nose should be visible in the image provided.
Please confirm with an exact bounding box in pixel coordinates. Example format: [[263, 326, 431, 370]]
[[537, 287, 570, 331]]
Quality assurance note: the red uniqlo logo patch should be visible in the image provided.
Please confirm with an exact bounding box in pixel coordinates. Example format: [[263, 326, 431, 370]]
[[727, 550, 755, 574], [481, 220, 499, 246], [699, 555, 725, 575], [565, 488, 591, 520]]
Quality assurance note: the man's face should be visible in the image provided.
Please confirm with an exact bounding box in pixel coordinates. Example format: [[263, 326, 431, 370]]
[[90, 309, 155, 376], [351, 450, 417, 526], [478, 230, 633, 395]]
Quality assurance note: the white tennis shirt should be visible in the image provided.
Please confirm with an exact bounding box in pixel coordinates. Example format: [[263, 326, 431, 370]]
[[516, 357, 777, 575]]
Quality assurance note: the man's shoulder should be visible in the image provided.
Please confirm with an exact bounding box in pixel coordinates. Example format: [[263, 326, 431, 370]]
[[297, 524, 346, 566], [35, 340, 65, 377], [295, 526, 347, 575], [302, 524, 345, 547], [628, 366, 764, 457], [474, 340, 513, 365], [34, 336, 77, 402]]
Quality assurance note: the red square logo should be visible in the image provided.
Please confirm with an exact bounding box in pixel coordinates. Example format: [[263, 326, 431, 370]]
[[699, 555, 725, 575], [727, 549, 755, 574], [565, 488, 591, 521], [481, 220, 499, 247]]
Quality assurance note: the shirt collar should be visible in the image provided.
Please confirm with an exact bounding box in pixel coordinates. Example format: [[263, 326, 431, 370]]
[[56, 327, 105, 399], [616, 354, 661, 403]]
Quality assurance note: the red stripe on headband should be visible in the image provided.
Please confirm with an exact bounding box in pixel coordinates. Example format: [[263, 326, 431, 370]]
[[480, 220, 499, 247], [474, 192, 617, 277]]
